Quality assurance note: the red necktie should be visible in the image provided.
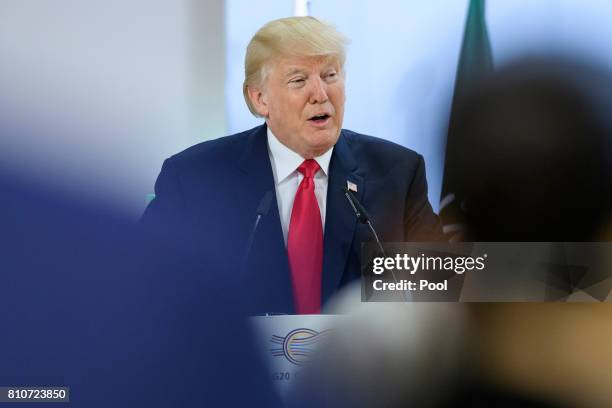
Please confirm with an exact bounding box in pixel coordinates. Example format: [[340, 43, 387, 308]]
[[287, 159, 323, 314]]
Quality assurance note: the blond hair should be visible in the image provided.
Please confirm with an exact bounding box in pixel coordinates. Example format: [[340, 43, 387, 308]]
[[243, 16, 348, 117]]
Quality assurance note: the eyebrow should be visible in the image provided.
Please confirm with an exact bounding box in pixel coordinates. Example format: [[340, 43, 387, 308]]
[[282, 62, 339, 79], [283, 68, 306, 78]]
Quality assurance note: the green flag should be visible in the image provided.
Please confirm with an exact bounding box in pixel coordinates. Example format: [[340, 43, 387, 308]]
[[439, 0, 493, 239]]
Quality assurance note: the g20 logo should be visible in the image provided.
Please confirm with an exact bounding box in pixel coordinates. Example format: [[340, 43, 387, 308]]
[[270, 328, 330, 365]]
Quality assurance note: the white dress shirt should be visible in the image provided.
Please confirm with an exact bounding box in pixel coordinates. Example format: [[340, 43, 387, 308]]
[[267, 127, 333, 246]]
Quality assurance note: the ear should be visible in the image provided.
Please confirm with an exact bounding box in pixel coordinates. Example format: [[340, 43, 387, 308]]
[[247, 86, 269, 117]]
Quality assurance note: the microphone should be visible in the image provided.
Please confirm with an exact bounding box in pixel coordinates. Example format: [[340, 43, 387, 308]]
[[255, 191, 274, 218], [242, 191, 273, 274], [343, 188, 384, 256], [343, 188, 408, 302]]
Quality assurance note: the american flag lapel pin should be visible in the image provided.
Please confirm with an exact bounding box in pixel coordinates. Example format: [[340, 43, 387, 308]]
[[347, 180, 358, 193]]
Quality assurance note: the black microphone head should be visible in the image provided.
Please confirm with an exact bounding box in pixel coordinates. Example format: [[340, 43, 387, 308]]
[[256, 191, 274, 216], [343, 187, 370, 224]]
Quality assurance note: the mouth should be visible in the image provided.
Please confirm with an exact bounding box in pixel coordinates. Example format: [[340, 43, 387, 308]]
[[308, 113, 331, 126]]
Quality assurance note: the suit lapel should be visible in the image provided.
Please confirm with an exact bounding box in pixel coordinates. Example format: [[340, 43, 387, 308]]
[[322, 131, 364, 304], [237, 124, 294, 313]]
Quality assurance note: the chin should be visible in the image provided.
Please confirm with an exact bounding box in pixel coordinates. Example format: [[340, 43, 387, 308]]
[[309, 142, 337, 157], [313, 129, 340, 143], [300, 129, 339, 156]]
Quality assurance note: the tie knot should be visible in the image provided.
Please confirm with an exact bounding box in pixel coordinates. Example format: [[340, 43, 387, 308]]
[[297, 159, 320, 178]]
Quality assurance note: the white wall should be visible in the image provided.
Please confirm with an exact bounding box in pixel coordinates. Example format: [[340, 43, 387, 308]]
[[488, 0, 612, 66], [0, 0, 226, 216]]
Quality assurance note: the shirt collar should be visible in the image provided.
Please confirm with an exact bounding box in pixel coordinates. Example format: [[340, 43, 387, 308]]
[[267, 126, 333, 183]]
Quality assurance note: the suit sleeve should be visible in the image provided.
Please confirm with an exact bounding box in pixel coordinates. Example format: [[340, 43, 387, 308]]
[[404, 154, 446, 241], [140, 158, 186, 231]]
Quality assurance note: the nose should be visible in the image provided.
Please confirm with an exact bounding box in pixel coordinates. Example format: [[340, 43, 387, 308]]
[[308, 76, 328, 104]]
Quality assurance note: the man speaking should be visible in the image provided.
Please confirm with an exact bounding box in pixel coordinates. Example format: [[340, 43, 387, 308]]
[[142, 17, 442, 314]]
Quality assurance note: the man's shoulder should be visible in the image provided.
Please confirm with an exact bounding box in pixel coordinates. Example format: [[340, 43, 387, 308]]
[[341, 128, 421, 163], [166, 126, 261, 169]]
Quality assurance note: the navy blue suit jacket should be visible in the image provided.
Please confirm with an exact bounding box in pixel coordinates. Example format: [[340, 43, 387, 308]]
[[141, 124, 442, 314]]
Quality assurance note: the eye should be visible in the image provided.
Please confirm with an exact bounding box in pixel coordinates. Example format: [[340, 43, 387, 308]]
[[289, 78, 305, 85], [324, 71, 338, 81]]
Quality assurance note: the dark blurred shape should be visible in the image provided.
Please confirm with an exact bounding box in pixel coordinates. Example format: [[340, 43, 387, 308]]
[[450, 57, 612, 241], [0, 172, 280, 407], [446, 57, 612, 408], [438, 384, 569, 408]]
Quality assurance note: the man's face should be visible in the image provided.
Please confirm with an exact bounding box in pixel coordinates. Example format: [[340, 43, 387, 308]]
[[250, 56, 345, 158]]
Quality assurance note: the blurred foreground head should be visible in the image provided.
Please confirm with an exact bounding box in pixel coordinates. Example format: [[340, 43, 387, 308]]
[[451, 57, 612, 241], [0, 173, 280, 407], [447, 57, 612, 408]]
